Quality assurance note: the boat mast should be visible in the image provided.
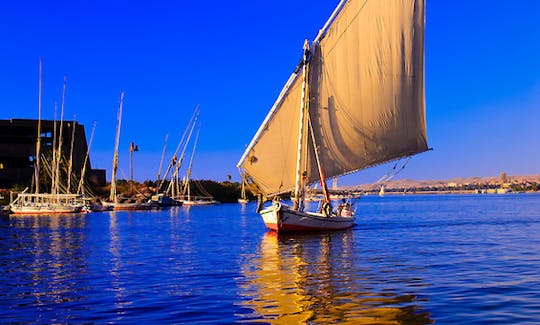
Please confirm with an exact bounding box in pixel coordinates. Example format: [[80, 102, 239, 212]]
[[157, 133, 168, 182], [293, 40, 310, 210], [67, 115, 76, 193], [77, 122, 96, 195], [237, 0, 347, 170], [129, 142, 138, 195], [51, 101, 58, 193], [110, 92, 124, 203], [184, 126, 200, 202], [158, 106, 200, 193], [54, 76, 67, 197], [308, 113, 331, 207], [167, 112, 198, 196], [35, 59, 43, 194], [241, 175, 246, 200], [291, 0, 347, 208], [173, 110, 199, 185]]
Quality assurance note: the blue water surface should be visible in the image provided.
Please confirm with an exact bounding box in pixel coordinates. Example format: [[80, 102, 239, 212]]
[[1, 194, 540, 324]]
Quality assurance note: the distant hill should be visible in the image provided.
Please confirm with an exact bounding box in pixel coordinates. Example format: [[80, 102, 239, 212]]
[[343, 174, 540, 192]]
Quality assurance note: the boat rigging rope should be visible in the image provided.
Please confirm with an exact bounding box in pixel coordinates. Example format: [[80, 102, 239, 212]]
[[375, 157, 411, 184]]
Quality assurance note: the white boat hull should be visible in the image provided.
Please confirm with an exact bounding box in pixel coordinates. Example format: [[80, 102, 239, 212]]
[[260, 202, 354, 232], [181, 200, 219, 206], [9, 205, 82, 215], [9, 193, 85, 215]]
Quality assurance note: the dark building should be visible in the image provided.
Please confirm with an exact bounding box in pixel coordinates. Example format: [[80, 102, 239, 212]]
[[0, 119, 106, 188]]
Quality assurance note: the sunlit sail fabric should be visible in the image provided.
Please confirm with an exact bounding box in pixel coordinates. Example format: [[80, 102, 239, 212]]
[[306, 0, 428, 182], [242, 75, 304, 195], [240, 0, 428, 196]]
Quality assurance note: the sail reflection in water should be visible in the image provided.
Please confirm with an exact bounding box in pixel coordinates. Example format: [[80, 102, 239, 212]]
[[239, 231, 433, 324]]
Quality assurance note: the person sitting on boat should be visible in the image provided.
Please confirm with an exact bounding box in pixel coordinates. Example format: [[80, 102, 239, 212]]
[[337, 199, 353, 217]]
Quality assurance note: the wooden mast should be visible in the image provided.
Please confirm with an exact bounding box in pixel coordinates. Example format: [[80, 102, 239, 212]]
[[158, 105, 199, 193], [157, 133, 168, 182], [241, 175, 246, 200], [129, 142, 138, 195], [308, 113, 332, 209], [35, 59, 43, 194], [166, 110, 198, 196], [110, 92, 124, 203], [78, 122, 96, 195], [54, 76, 67, 197], [51, 101, 58, 193], [67, 115, 76, 193], [293, 40, 310, 210], [237, 0, 347, 170], [183, 126, 200, 202]]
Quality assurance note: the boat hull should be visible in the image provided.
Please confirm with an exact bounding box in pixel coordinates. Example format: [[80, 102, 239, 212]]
[[260, 202, 354, 233], [150, 194, 183, 207], [108, 202, 152, 211], [9, 206, 82, 215], [9, 193, 86, 215], [181, 200, 219, 206]]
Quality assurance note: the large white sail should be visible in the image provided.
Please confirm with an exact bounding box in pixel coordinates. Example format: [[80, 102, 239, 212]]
[[239, 0, 428, 196], [306, 0, 428, 182], [241, 75, 304, 195]]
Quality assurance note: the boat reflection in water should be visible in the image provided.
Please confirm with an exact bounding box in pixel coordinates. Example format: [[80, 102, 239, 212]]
[[239, 231, 433, 324], [4, 215, 88, 316]]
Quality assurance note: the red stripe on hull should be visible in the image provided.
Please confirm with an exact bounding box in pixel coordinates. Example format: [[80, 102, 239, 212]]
[[260, 202, 355, 233], [264, 222, 352, 232]]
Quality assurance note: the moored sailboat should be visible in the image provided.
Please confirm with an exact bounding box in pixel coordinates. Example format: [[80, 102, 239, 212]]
[[154, 106, 201, 207], [238, 0, 429, 232], [150, 133, 183, 207], [9, 62, 84, 215], [105, 92, 151, 211], [9, 190, 84, 214], [177, 126, 219, 206]]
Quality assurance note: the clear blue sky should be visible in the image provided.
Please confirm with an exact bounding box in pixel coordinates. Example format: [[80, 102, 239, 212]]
[[1, 1, 539, 184]]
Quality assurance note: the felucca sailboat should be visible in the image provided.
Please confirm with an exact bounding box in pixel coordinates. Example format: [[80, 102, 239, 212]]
[[178, 126, 219, 206], [106, 92, 151, 211], [238, 0, 428, 232], [238, 175, 249, 204], [10, 62, 84, 215]]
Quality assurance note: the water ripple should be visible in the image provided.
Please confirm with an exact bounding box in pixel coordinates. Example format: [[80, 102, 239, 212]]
[[1, 194, 540, 323]]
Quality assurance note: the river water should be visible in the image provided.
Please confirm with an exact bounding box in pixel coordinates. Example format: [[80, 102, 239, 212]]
[[1, 194, 539, 324]]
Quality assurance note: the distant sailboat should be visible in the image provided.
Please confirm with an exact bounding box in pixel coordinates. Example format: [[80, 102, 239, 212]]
[[238, 0, 429, 232], [156, 106, 201, 206], [178, 126, 219, 206], [238, 175, 249, 204], [150, 133, 181, 207], [379, 186, 385, 197]]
